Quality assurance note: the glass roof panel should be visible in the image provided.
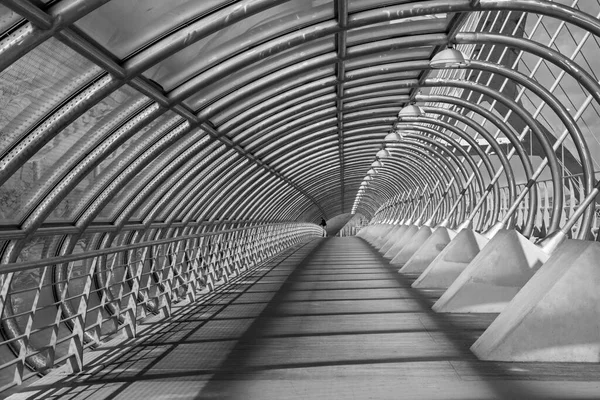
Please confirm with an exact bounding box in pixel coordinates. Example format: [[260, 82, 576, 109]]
[[121, 131, 214, 221], [175, 35, 335, 111], [0, 86, 145, 224], [250, 120, 337, 155], [157, 148, 235, 220], [344, 88, 412, 101], [1, 2, 598, 238], [94, 131, 208, 221], [198, 65, 336, 123], [74, 0, 232, 59], [238, 103, 336, 148], [345, 47, 433, 70], [142, 0, 333, 89], [265, 135, 337, 163], [0, 38, 102, 156], [146, 2, 334, 91], [45, 111, 180, 222], [0, 4, 23, 35], [347, 18, 448, 46], [345, 71, 420, 88], [221, 87, 335, 138], [348, 0, 415, 13]]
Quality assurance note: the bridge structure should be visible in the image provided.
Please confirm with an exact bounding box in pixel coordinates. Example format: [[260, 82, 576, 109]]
[[0, 0, 599, 398]]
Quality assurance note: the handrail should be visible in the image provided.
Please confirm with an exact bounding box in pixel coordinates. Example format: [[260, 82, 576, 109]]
[[0, 222, 322, 391], [0, 222, 316, 273]]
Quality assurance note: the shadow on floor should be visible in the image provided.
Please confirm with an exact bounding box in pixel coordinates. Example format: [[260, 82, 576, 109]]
[[10, 238, 600, 400]]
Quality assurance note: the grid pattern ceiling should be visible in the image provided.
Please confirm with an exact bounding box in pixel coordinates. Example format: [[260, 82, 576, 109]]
[[0, 0, 599, 237]]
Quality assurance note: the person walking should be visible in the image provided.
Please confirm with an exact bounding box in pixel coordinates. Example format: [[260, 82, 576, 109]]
[[319, 218, 327, 237]]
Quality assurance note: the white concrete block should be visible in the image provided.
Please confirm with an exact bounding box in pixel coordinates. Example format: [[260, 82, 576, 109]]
[[411, 229, 488, 289], [400, 227, 454, 274], [389, 226, 431, 265], [380, 225, 408, 254], [384, 225, 419, 259], [374, 225, 402, 249], [432, 229, 549, 313], [471, 240, 600, 362]]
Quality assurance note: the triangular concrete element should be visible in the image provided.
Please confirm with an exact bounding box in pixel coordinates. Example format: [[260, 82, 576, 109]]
[[374, 225, 401, 249], [411, 229, 488, 289], [360, 224, 386, 242], [380, 225, 411, 257], [390, 226, 432, 266], [384, 225, 419, 260], [380, 225, 408, 254], [383, 225, 419, 265], [471, 240, 600, 362], [371, 225, 397, 247], [356, 226, 370, 238], [364, 224, 392, 244], [432, 229, 550, 313], [356, 225, 379, 240], [400, 227, 455, 274]]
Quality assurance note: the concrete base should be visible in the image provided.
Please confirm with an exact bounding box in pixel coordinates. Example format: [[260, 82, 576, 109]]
[[389, 226, 431, 266], [471, 240, 600, 362], [411, 229, 488, 289], [399, 227, 455, 274], [375, 225, 401, 250], [432, 229, 550, 313], [357, 225, 375, 240], [380, 225, 408, 254], [361, 224, 387, 243], [383, 225, 419, 259], [356, 226, 370, 238], [368, 225, 395, 246]]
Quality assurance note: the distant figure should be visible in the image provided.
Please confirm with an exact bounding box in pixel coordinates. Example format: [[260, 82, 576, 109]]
[[319, 218, 327, 237]]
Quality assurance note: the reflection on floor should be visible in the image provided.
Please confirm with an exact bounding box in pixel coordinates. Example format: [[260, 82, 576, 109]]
[[9, 237, 600, 399]]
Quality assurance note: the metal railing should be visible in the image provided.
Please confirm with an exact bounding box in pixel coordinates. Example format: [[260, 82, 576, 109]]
[[0, 222, 321, 391], [491, 172, 600, 238]]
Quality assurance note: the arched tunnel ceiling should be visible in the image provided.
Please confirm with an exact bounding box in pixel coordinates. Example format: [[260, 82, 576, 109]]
[[0, 0, 599, 242]]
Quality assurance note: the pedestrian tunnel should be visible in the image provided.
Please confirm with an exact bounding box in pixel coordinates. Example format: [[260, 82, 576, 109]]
[[0, 0, 599, 397]]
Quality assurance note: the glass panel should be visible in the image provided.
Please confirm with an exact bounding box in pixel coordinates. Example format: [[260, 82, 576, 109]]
[[157, 147, 233, 220], [344, 88, 411, 101], [95, 129, 208, 221], [347, 17, 448, 46], [135, 141, 224, 221], [176, 156, 247, 221], [238, 103, 336, 149], [207, 65, 336, 124], [74, 0, 231, 59], [0, 4, 23, 34], [143, 0, 333, 90], [0, 38, 102, 156], [345, 71, 420, 88], [344, 47, 433, 70], [221, 87, 334, 140], [0, 86, 144, 224], [182, 36, 334, 112], [46, 112, 182, 222], [348, 0, 416, 13], [265, 135, 336, 164]]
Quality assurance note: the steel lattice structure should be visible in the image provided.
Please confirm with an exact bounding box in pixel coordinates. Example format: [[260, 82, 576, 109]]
[[0, 0, 599, 392]]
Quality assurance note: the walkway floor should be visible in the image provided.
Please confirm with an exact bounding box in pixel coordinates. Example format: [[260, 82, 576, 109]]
[[9, 237, 600, 399]]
